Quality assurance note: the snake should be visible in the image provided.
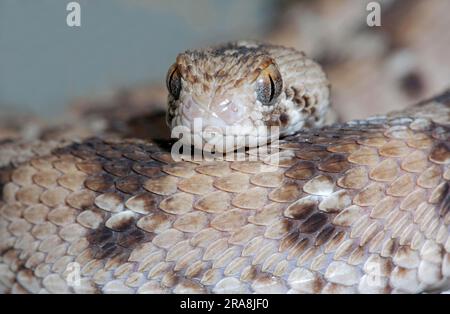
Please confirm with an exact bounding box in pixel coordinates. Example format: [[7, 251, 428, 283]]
[[0, 41, 449, 294]]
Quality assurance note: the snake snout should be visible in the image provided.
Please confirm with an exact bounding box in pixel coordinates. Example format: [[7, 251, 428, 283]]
[[181, 97, 207, 121], [181, 96, 248, 130], [209, 96, 247, 125]]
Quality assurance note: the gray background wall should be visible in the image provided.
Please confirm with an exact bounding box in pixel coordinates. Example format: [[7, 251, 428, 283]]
[[0, 0, 275, 117]]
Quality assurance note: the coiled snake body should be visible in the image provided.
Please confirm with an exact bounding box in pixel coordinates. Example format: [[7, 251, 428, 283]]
[[0, 42, 449, 294]]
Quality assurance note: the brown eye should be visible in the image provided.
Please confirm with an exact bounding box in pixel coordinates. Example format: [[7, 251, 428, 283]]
[[256, 64, 283, 106], [166, 64, 181, 100]]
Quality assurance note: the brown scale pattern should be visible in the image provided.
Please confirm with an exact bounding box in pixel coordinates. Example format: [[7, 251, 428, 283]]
[[0, 96, 449, 294]]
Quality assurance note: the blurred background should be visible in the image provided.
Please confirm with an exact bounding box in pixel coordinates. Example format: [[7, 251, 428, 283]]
[[0, 0, 276, 117], [1, 0, 449, 140]]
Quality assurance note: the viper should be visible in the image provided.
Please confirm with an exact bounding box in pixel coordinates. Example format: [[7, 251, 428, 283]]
[[0, 42, 449, 293]]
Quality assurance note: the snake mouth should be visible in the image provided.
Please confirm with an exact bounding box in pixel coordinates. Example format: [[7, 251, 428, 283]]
[[169, 96, 281, 152], [172, 113, 280, 153], [179, 96, 249, 129]]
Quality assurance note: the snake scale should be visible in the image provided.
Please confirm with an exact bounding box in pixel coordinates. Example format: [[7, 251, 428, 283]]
[[0, 42, 449, 294]]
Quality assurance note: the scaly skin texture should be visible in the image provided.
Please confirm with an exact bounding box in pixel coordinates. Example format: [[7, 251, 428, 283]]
[[0, 40, 449, 293], [0, 93, 449, 294], [167, 41, 332, 151]]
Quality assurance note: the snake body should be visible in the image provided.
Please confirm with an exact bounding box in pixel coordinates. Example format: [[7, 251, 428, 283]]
[[0, 42, 449, 294]]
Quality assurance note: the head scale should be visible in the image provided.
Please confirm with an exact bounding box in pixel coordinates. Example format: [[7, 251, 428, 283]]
[[166, 41, 331, 152]]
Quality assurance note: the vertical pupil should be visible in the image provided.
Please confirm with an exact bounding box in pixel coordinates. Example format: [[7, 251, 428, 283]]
[[269, 74, 275, 102]]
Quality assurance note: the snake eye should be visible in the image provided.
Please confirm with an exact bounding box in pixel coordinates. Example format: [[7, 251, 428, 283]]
[[166, 64, 182, 100], [256, 63, 283, 106]]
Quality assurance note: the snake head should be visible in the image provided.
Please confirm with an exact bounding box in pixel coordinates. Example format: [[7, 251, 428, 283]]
[[166, 41, 331, 153]]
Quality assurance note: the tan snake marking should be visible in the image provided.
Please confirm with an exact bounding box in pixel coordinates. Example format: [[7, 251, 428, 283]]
[[167, 41, 332, 152], [0, 42, 449, 294]]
